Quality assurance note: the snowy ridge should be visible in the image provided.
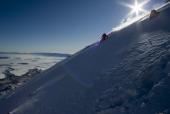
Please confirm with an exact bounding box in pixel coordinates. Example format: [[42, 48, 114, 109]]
[[0, 3, 170, 114]]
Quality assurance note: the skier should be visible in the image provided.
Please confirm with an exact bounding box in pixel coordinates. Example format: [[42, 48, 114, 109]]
[[100, 33, 108, 43], [149, 9, 160, 20]]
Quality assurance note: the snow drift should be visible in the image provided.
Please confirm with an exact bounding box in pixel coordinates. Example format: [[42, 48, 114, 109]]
[[0, 3, 170, 114]]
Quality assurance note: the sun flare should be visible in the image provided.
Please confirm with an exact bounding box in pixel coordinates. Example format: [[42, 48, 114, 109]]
[[122, 0, 150, 17], [112, 0, 150, 31], [132, 0, 142, 16]]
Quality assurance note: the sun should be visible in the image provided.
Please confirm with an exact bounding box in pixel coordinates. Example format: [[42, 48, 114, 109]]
[[132, 0, 142, 16], [112, 0, 150, 31], [122, 0, 149, 17]]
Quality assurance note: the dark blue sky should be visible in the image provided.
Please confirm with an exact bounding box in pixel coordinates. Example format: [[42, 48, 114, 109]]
[[0, 0, 163, 54]]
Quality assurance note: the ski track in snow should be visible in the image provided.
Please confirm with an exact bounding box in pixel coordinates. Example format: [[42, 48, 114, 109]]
[[9, 98, 38, 114]]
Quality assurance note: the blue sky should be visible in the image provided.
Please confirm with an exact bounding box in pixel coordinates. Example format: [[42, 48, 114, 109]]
[[0, 0, 163, 54]]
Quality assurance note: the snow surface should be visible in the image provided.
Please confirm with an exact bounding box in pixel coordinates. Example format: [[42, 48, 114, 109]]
[[0, 3, 170, 114]]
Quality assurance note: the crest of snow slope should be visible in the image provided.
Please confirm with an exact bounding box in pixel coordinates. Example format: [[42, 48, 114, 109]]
[[0, 3, 170, 114], [112, 2, 170, 32]]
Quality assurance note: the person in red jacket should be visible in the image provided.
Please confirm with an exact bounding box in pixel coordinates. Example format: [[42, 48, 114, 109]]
[[100, 33, 108, 43]]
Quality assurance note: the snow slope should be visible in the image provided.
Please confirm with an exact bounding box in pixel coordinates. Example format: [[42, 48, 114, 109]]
[[64, 3, 170, 86], [0, 3, 170, 114]]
